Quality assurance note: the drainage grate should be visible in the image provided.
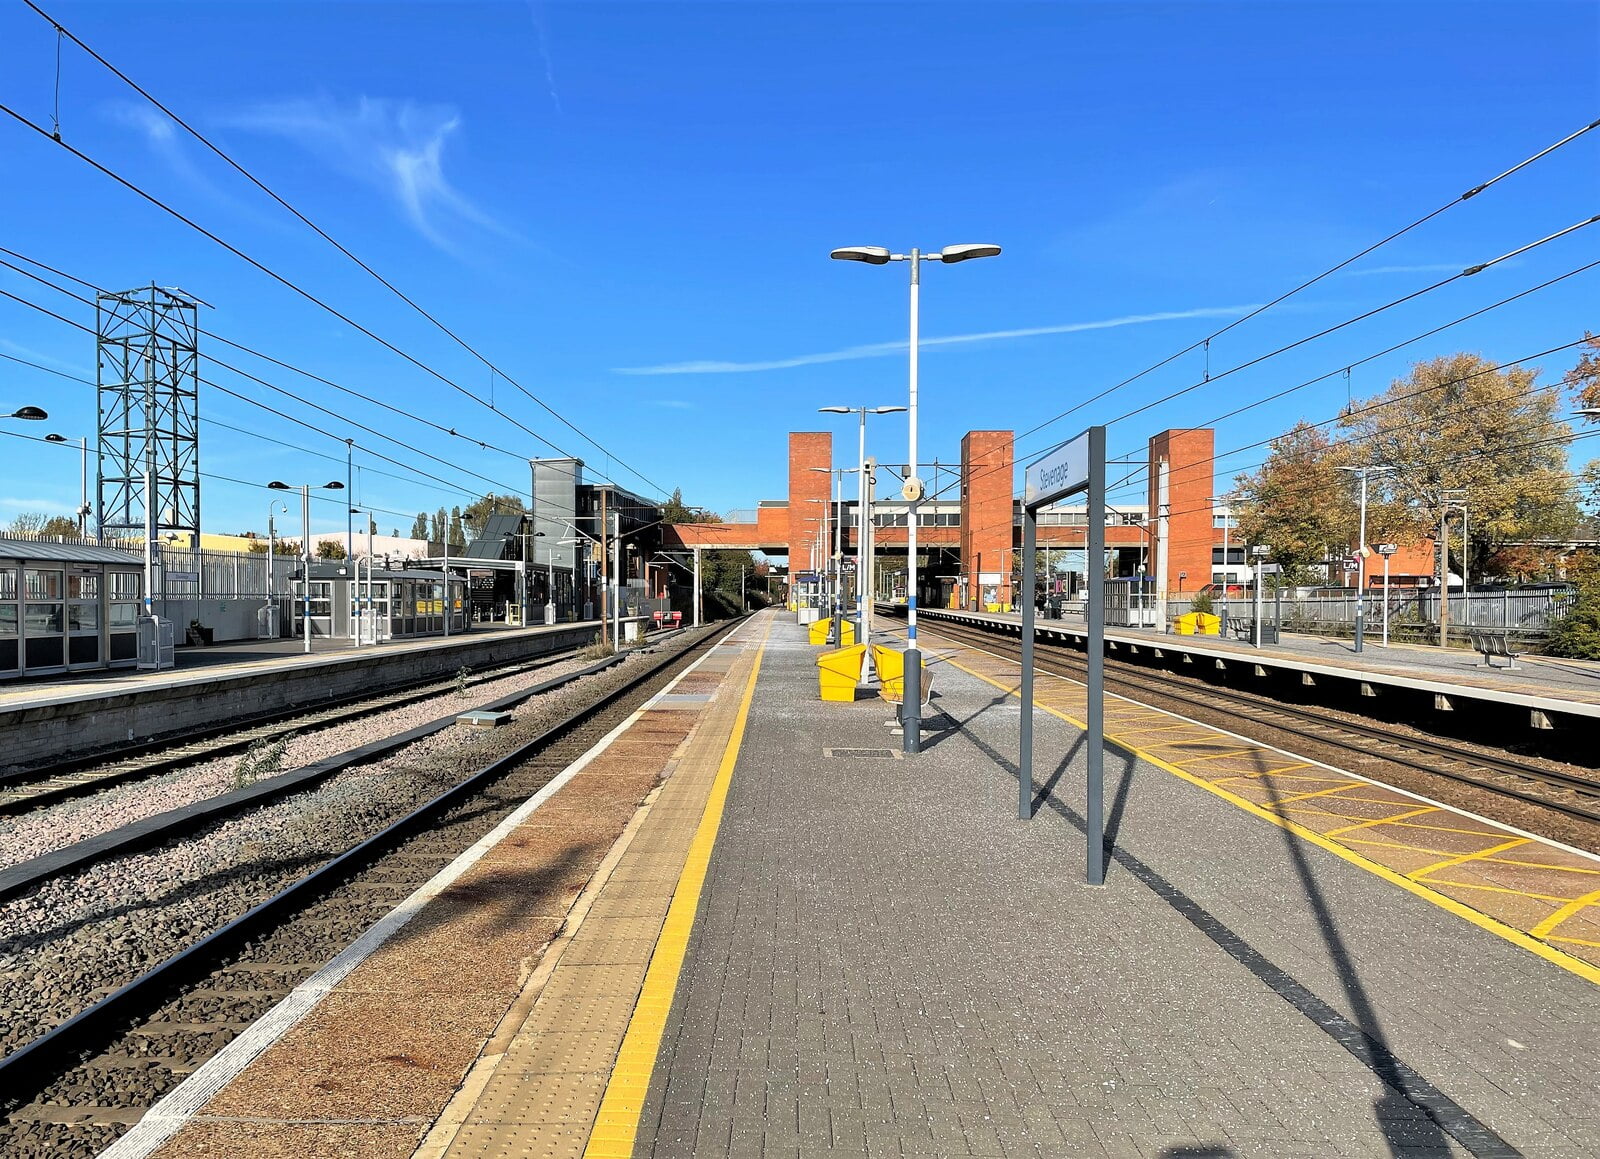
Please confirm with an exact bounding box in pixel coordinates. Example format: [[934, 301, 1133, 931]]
[[823, 748, 902, 760]]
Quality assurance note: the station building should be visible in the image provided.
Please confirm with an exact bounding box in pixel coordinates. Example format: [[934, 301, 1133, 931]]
[[664, 426, 1242, 609]]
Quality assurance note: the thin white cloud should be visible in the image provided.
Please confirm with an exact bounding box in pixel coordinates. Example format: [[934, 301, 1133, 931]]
[[106, 102, 263, 221], [1344, 263, 1467, 276], [0, 338, 93, 377], [223, 97, 513, 251], [651, 399, 696, 409], [615, 305, 1262, 376]]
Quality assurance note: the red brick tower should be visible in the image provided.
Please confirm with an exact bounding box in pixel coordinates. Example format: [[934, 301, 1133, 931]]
[[960, 431, 1015, 609], [787, 432, 832, 573], [1147, 429, 1215, 596]]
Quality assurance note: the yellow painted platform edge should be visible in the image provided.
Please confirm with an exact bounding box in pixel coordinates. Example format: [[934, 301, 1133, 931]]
[[943, 654, 1600, 988], [582, 618, 771, 1158]]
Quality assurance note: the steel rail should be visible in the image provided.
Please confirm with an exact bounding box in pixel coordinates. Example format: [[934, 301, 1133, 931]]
[[0, 640, 611, 815], [0, 619, 739, 1096], [919, 616, 1600, 826]]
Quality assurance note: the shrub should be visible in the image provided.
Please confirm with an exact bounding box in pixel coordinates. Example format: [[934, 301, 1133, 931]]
[[1544, 573, 1600, 659], [1188, 591, 1213, 615], [234, 732, 294, 790]]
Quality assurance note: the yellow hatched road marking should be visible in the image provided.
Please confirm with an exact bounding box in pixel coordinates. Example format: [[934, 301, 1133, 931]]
[[1530, 888, 1600, 939], [1422, 878, 1583, 905], [582, 621, 770, 1159], [1550, 935, 1600, 949], [1272, 782, 1368, 805], [1324, 806, 1439, 837], [1410, 838, 1531, 881], [937, 648, 1600, 987]]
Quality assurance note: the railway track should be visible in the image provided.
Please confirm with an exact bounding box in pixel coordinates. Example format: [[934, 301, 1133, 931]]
[[0, 641, 601, 817], [919, 617, 1600, 827], [0, 621, 736, 1159]]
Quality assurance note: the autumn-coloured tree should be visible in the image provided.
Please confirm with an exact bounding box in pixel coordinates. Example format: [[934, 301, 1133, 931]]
[[1233, 422, 1353, 584], [315, 539, 347, 560], [1336, 353, 1578, 583]]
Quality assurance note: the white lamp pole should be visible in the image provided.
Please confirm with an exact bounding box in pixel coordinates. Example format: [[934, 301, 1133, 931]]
[[1336, 465, 1394, 654], [831, 243, 999, 753], [820, 405, 905, 672], [269, 478, 344, 653], [1208, 497, 1231, 634]]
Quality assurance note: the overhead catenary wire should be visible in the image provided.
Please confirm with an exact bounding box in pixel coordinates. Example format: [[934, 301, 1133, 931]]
[[952, 335, 1597, 548], [0, 246, 597, 490], [943, 256, 1600, 541], [0, 98, 668, 497], [19, 0, 671, 500], [1017, 116, 1600, 446], [0, 281, 532, 506]]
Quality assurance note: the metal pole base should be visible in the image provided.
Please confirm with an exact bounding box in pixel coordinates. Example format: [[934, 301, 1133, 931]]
[[902, 648, 922, 754]]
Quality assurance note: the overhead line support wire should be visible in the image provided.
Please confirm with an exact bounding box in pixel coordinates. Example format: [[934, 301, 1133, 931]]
[[0, 100, 584, 463], [19, 0, 671, 499], [0, 245, 609, 489], [0, 280, 527, 500], [1019, 116, 1600, 444]]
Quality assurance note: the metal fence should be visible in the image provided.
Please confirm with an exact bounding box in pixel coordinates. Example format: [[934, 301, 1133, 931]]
[[1161, 588, 1572, 638], [156, 546, 296, 600]]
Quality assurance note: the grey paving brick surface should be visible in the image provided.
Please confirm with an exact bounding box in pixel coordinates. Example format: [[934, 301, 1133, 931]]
[[632, 619, 1598, 1158]]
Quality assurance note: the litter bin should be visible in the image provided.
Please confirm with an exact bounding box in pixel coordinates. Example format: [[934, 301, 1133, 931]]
[[816, 644, 866, 702], [809, 618, 856, 646], [870, 644, 929, 706]]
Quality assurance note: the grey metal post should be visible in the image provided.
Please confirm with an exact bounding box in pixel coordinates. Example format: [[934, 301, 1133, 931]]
[[1086, 426, 1106, 886], [693, 546, 702, 627], [1019, 503, 1037, 819], [345, 438, 354, 564], [1253, 555, 1263, 648], [301, 484, 312, 653]]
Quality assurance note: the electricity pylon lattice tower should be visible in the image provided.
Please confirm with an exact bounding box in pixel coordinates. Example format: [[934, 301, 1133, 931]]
[[96, 285, 202, 542]]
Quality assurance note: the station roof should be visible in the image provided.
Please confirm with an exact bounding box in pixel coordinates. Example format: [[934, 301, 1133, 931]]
[[0, 539, 143, 565]]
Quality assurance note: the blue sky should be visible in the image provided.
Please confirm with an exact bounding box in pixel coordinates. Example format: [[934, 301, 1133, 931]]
[[0, 1, 1596, 543]]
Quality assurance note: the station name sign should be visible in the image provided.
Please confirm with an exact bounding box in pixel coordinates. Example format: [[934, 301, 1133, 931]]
[[1024, 431, 1091, 507]]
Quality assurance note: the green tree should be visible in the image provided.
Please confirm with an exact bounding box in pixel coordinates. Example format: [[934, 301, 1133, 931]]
[[463, 493, 526, 538], [1543, 555, 1600, 659], [1233, 421, 1352, 583], [6, 512, 79, 538], [430, 507, 447, 544], [315, 538, 347, 560], [449, 505, 467, 549], [1337, 353, 1578, 584], [661, 487, 714, 525], [410, 512, 428, 540]]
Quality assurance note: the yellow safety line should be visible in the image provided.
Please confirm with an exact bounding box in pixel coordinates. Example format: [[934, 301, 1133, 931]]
[[1370, 877, 1579, 905], [583, 620, 771, 1158], [1549, 934, 1600, 949], [1530, 888, 1600, 940], [1324, 806, 1439, 837], [1272, 783, 1368, 805], [1409, 838, 1532, 881], [939, 652, 1600, 987]]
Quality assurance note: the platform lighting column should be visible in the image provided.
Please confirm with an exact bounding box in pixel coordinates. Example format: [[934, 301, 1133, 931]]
[[1335, 465, 1394, 654], [537, 531, 554, 624], [265, 500, 288, 636], [819, 406, 907, 667], [1207, 497, 1231, 635], [1377, 543, 1397, 647], [366, 516, 375, 642], [269, 479, 343, 653], [831, 243, 1000, 753]]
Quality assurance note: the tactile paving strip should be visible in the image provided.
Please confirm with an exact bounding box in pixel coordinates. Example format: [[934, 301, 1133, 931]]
[[928, 626, 1600, 976], [436, 619, 770, 1158]]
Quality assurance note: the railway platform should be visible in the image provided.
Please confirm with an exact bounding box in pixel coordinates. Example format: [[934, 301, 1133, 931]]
[[113, 610, 1597, 1158], [0, 620, 601, 770]]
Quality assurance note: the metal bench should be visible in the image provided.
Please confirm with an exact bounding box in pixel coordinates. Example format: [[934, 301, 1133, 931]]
[[1466, 628, 1521, 671]]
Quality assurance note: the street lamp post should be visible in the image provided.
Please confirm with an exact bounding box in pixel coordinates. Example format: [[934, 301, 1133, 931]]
[[1207, 497, 1232, 634], [811, 466, 860, 645], [819, 406, 904, 674], [268, 479, 344, 653], [1335, 465, 1395, 653], [1376, 543, 1398, 647], [832, 243, 999, 753], [45, 432, 91, 535], [267, 500, 288, 637]]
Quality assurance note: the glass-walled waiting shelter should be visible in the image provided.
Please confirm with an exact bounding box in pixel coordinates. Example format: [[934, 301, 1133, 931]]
[[291, 563, 467, 642], [0, 539, 144, 678]]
